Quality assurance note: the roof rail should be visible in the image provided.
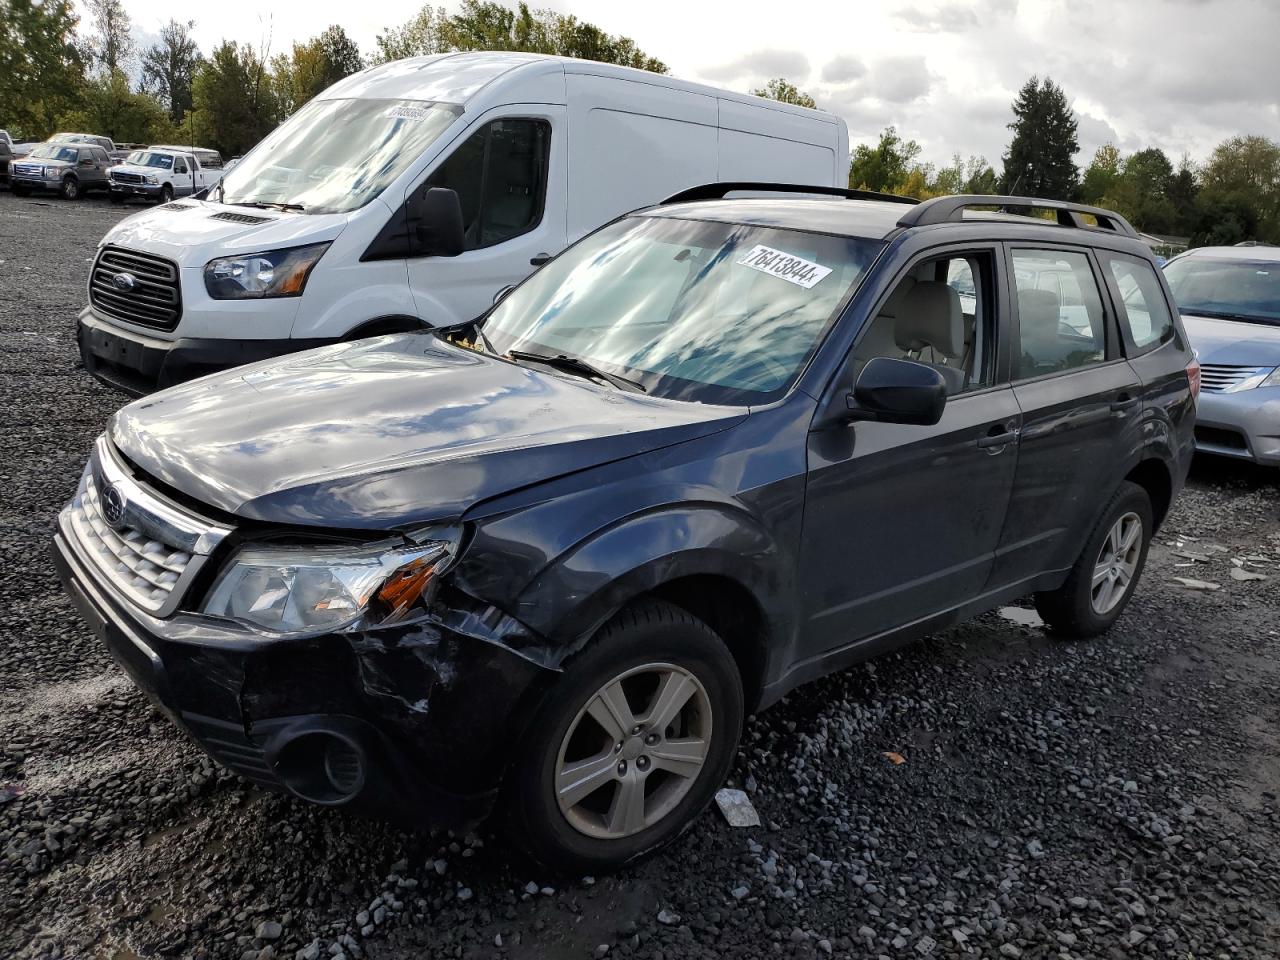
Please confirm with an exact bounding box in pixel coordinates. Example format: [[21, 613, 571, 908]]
[[896, 194, 1139, 238], [661, 181, 920, 206]]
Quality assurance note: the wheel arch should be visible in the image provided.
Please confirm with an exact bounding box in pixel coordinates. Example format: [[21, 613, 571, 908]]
[[1125, 457, 1173, 530], [342, 314, 425, 341]]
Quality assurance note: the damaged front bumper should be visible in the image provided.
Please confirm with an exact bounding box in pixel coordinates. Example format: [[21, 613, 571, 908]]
[[51, 515, 557, 828]]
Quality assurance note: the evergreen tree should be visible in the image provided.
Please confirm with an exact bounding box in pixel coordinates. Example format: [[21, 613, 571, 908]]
[[140, 20, 203, 124], [1000, 76, 1079, 199]]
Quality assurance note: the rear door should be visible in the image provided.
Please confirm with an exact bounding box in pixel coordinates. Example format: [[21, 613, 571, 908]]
[[989, 244, 1143, 586]]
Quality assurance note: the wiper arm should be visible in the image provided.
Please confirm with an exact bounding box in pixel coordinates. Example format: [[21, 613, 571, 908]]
[[230, 199, 305, 212], [507, 350, 647, 393]]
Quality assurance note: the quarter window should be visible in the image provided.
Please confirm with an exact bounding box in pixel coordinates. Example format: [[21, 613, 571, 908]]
[[1106, 254, 1175, 350], [1012, 250, 1107, 379], [425, 118, 550, 250]]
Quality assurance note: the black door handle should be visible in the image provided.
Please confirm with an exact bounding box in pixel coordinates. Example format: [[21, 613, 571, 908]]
[[1110, 395, 1139, 411], [530, 253, 552, 266], [976, 424, 1019, 449]]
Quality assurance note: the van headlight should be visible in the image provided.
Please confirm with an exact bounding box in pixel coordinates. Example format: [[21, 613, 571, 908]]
[[202, 536, 456, 634], [1261, 367, 1280, 388], [204, 242, 330, 300]]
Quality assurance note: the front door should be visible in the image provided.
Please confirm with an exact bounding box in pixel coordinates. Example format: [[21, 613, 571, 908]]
[[405, 106, 567, 327], [799, 246, 1021, 656]]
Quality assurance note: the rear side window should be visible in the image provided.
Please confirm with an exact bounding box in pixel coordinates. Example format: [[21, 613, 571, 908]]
[[1012, 249, 1107, 379], [1105, 254, 1175, 351], [426, 118, 550, 250]]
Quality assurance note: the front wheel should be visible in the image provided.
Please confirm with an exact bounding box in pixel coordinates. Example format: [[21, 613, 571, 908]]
[[109, 192, 123, 205], [60, 176, 79, 200], [1035, 481, 1153, 636], [12, 183, 30, 197], [505, 599, 743, 873], [159, 184, 173, 204]]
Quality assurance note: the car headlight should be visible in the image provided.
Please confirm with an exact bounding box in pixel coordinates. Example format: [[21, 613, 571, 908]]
[[1261, 367, 1280, 388], [204, 243, 330, 300], [45, 166, 61, 178], [146, 174, 158, 184], [202, 535, 457, 634]]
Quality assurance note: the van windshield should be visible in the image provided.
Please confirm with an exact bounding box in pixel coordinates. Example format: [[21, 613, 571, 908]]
[[216, 98, 460, 214], [483, 215, 884, 405], [1164, 255, 1280, 325]]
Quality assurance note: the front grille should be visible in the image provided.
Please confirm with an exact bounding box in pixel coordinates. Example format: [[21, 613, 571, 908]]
[[210, 211, 272, 225], [64, 437, 231, 617], [89, 246, 182, 331], [1196, 426, 1249, 451], [13, 163, 42, 178], [111, 171, 144, 184], [1198, 363, 1271, 393]]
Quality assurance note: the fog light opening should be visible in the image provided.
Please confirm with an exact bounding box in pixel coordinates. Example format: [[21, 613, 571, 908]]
[[275, 731, 367, 805]]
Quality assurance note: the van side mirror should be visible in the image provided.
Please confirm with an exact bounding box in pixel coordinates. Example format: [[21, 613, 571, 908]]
[[409, 186, 465, 257], [846, 357, 947, 426]]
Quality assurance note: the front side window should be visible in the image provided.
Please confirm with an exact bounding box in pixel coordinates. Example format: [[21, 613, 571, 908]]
[[1163, 255, 1280, 326], [1012, 249, 1107, 379], [1106, 254, 1175, 350], [217, 98, 461, 214], [425, 118, 550, 250], [482, 215, 883, 404]]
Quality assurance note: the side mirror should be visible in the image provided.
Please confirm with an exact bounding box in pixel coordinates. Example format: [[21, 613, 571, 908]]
[[409, 186, 465, 257], [492, 284, 515, 306], [847, 357, 947, 426]]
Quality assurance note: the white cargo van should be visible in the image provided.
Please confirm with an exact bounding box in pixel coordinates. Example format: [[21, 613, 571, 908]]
[[78, 52, 849, 394]]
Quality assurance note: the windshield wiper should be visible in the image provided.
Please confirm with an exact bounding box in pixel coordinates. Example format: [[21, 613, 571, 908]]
[[507, 350, 647, 393], [231, 199, 306, 212]]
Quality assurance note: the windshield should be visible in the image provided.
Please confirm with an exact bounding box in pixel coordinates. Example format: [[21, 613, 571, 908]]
[[1164, 255, 1280, 325], [30, 145, 77, 162], [124, 152, 174, 169], [216, 98, 460, 214], [482, 215, 883, 404]]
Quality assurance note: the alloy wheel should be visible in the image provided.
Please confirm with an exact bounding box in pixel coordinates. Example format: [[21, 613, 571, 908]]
[[554, 662, 712, 840], [1091, 511, 1143, 615]]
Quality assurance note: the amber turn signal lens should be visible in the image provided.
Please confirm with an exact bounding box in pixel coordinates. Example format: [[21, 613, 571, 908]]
[[374, 556, 438, 623]]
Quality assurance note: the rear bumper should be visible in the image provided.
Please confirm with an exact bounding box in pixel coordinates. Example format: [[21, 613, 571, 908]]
[[52, 513, 554, 827], [1193, 388, 1280, 465], [77, 306, 336, 396]]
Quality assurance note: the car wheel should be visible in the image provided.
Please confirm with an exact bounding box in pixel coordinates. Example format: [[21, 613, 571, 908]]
[[12, 184, 29, 197], [60, 176, 79, 200], [505, 599, 743, 873], [1034, 481, 1153, 637], [160, 184, 173, 204], [109, 192, 123, 205]]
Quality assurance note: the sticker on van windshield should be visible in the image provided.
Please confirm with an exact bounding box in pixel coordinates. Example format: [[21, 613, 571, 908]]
[[386, 105, 432, 122], [736, 245, 832, 289]]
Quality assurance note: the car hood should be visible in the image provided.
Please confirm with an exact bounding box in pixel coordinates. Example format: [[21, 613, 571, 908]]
[[101, 198, 351, 266], [109, 334, 746, 529], [1182, 313, 1280, 366]]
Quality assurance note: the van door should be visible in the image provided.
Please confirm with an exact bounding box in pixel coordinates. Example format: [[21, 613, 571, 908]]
[[404, 106, 566, 327]]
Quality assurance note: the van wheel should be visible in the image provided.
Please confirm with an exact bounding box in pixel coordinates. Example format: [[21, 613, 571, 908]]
[[60, 176, 79, 200], [160, 184, 173, 204], [505, 599, 743, 874], [1034, 481, 1153, 637]]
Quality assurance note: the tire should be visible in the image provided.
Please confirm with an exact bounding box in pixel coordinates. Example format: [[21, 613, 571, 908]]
[[505, 599, 744, 874], [1034, 481, 1153, 637], [12, 183, 30, 197], [60, 176, 79, 200], [160, 184, 173, 204], [109, 192, 123, 205]]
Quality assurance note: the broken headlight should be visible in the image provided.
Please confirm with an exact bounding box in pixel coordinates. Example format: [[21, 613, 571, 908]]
[[202, 537, 455, 634]]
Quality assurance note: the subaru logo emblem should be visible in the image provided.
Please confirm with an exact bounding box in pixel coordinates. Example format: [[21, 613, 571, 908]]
[[100, 483, 127, 528], [112, 272, 137, 292]]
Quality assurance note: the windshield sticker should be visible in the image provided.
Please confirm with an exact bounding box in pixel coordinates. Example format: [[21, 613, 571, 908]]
[[736, 245, 832, 289], [386, 105, 432, 122]]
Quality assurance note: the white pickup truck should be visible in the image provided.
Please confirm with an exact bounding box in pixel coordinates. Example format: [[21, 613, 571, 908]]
[[107, 148, 219, 204]]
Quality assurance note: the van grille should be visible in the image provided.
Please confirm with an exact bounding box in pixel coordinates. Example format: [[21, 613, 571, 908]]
[[89, 246, 182, 331], [1198, 363, 1271, 393]]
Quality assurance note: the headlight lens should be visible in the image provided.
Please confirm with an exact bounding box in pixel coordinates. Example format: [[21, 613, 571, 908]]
[[1262, 367, 1280, 388], [202, 537, 454, 634], [45, 166, 60, 178], [204, 242, 330, 300], [146, 174, 158, 184]]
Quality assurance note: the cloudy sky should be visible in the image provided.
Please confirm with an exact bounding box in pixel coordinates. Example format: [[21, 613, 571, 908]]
[[108, 0, 1280, 171]]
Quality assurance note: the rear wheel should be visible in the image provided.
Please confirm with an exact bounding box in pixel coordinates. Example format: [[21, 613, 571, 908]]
[[1034, 481, 1153, 636], [505, 599, 743, 873], [60, 176, 79, 200]]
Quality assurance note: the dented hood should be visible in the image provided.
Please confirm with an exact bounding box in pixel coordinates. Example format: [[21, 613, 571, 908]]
[[109, 334, 745, 529]]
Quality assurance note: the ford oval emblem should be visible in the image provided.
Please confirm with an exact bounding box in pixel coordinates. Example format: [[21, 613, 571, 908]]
[[112, 272, 137, 292], [100, 483, 127, 528]]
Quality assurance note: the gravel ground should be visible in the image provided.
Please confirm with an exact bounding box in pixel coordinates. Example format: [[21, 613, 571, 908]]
[[2, 188, 1279, 960]]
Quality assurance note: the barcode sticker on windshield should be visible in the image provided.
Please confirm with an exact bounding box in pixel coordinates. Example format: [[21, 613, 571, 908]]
[[386, 105, 432, 122], [736, 245, 832, 288]]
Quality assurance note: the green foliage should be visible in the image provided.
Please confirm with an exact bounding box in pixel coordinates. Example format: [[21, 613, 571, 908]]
[[85, 0, 133, 76], [0, 0, 87, 140], [1198, 135, 1280, 243], [273, 26, 364, 115], [375, 1, 666, 73], [190, 41, 279, 157], [55, 70, 171, 143], [849, 127, 921, 193], [1000, 75, 1079, 199], [140, 20, 203, 124], [751, 78, 816, 109], [1079, 144, 1121, 205]]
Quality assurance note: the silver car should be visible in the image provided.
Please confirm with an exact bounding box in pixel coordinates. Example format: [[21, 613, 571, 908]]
[[1164, 245, 1280, 465]]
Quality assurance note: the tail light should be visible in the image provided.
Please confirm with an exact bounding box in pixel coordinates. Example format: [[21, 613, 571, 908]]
[[1187, 354, 1201, 402]]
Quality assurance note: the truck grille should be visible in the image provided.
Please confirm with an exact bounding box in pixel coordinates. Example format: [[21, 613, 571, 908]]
[[64, 437, 232, 617], [89, 246, 182, 331], [111, 170, 144, 184], [12, 162, 43, 178], [1198, 363, 1271, 393]]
